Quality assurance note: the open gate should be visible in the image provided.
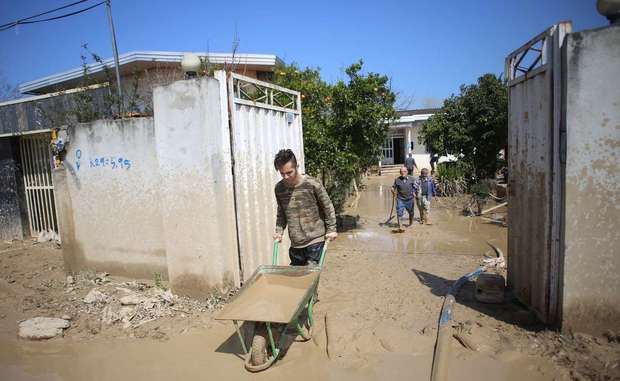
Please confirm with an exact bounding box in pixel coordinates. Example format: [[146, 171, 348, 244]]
[[504, 22, 571, 324], [18, 133, 59, 237], [227, 72, 305, 281]]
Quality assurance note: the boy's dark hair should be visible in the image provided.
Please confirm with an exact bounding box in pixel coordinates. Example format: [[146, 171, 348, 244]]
[[274, 149, 297, 170]]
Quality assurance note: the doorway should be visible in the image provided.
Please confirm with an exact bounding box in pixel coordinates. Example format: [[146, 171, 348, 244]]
[[393, 137, 404, 164]]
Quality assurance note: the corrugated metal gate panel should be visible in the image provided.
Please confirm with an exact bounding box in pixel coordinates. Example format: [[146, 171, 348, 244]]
[[505, 23, 571, 324], [507, 71, 552, 319], [18, 133, 59, 236], [228, 73, 304, 281]]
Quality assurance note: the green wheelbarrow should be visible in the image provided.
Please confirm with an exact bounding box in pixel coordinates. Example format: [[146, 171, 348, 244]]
[[215, 240, 328, 372]]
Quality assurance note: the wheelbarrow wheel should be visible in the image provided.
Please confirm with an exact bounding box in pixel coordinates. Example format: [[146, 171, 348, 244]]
[[250, 328, 268, 366], [244, 324, 276, 372]]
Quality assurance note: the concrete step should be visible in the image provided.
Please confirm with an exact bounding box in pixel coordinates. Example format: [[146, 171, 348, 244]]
[[380, 165, 403, 176]]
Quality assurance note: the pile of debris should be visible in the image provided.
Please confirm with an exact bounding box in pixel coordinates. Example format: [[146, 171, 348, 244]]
[[73, 273, 237, 331], [18, 271, 238, 340], [529, 330, 620, 380]]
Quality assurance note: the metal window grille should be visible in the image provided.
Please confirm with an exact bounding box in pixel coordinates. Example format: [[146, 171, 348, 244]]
[[231, 73, 300, 113], [18, 134, 59, 236], [383, 138, 393, 159]]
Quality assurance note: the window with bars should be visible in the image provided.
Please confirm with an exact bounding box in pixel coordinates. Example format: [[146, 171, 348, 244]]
[[382, 138, 393, 159]]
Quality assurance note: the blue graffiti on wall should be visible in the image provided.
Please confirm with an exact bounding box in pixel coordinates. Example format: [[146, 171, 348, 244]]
[[74, 148, 132, 171], [75, 149, 82, 171], [90, 156, 132, 169]]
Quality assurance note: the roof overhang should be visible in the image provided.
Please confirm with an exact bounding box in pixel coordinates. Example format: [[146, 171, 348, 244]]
[[19, 51, 284, 95], [397, 113, 435, 123]]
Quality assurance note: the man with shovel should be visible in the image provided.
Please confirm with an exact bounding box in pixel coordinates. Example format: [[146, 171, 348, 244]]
[[272, 149, 337, 265], [391, 165, 418, 231]]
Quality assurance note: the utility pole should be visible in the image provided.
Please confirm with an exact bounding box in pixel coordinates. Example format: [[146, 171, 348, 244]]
[[105, 0, 123, 111]]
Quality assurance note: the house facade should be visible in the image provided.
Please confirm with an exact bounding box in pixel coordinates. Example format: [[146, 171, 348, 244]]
[[381, 108, 441, 170], [0, 51, 283, 242]]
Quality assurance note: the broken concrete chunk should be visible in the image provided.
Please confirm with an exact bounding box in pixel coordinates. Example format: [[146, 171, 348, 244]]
[[101, 305, 121, 325], [120, 294, 147, 306], [18, 317, 70, 340], [83, 289, 108, 304], [159, 289, 175, 305], [475, 273, 505, 303]]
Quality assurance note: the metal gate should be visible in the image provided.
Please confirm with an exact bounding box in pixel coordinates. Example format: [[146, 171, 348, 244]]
[[504, 22, 571, 324], [227, 72, 305, 281], [18, 133, 59, 237]]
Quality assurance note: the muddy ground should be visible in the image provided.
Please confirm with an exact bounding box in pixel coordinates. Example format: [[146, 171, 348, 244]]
[[1, 175, 618, 380]]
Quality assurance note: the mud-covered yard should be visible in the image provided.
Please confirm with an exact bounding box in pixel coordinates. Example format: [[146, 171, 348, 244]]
[[0, 176, 618, 380]]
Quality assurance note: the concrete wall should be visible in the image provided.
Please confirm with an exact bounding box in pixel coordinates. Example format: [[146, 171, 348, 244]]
[[0, 137, 28, 240], [561, 25, 620, 334], [153, 75, 239, 297], [55, 118, 168, 279]]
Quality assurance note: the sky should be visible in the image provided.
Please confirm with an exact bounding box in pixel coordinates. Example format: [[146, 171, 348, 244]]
[[0, 0, 608, 108]]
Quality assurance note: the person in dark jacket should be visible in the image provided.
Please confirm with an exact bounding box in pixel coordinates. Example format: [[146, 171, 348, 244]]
[[404, 153, 418, 176]]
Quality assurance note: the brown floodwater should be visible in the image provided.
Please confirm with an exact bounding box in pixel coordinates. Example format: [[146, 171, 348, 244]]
[[0, 176, 556, 381], [331, 176, 507, 257]]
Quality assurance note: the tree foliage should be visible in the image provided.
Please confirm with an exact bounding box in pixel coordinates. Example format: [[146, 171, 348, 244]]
[[419, 74, 507, 180], [273, 60, 396, 211], [0, 71, 20, 102]]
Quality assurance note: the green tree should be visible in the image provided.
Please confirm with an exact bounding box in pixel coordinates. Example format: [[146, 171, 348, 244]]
[[0, 71, 20, 102], [273, 60, 396, 212], [420, 74, 507, 180]]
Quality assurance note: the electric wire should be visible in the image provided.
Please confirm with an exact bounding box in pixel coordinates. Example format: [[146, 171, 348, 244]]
[[0, 0, 105, 32]]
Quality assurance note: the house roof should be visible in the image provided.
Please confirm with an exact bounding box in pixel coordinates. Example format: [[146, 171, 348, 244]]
[[396, 108, 442, 117], [394, 108, 441, 124], [19, 51, 284, 95]]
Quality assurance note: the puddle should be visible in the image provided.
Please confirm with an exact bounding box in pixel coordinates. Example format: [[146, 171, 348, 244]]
[[333, 176, 506, 257]]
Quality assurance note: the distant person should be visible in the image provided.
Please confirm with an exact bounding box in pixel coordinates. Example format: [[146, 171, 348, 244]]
[[273, 149, 337, 265], [404, 153, 418, 176], [415, 168, 437, 225], [430, 153, 439, 175], [391, 166, 418, 231]]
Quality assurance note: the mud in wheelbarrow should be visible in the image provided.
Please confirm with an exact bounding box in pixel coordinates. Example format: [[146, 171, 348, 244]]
[[215, 241, 327, 372]]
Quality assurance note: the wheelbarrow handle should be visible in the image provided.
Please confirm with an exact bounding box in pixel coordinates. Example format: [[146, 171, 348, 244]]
[[272, 240, 279, 265], [318, 240, 329, 267], [272, 239, 329, 266]]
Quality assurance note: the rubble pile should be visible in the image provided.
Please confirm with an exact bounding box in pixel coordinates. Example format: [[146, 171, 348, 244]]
[[67, 273, 238, 331], [15, 270, 239, 338], [530, 331, 620, 380]]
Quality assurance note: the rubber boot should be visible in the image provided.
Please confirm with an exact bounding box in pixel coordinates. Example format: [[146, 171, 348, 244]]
[[419, 209, 425, 224], [409, 214, 414, 227]]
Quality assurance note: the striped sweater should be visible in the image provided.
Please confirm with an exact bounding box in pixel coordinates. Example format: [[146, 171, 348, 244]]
[[274, 175, 337, 248]]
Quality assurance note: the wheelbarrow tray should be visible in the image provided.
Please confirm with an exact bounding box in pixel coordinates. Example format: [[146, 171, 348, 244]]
[[216, 265, 321, 324]]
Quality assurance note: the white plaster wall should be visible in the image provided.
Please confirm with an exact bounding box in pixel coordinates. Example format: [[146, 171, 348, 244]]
[[153, 75, 239, 297], [562, 25, 620, 334], [59, 118, 167, 278]]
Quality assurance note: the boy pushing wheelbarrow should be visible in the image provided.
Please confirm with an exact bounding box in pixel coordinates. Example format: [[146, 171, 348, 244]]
[[216, 149, 337, 372], [272, 149, 338, 263]]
